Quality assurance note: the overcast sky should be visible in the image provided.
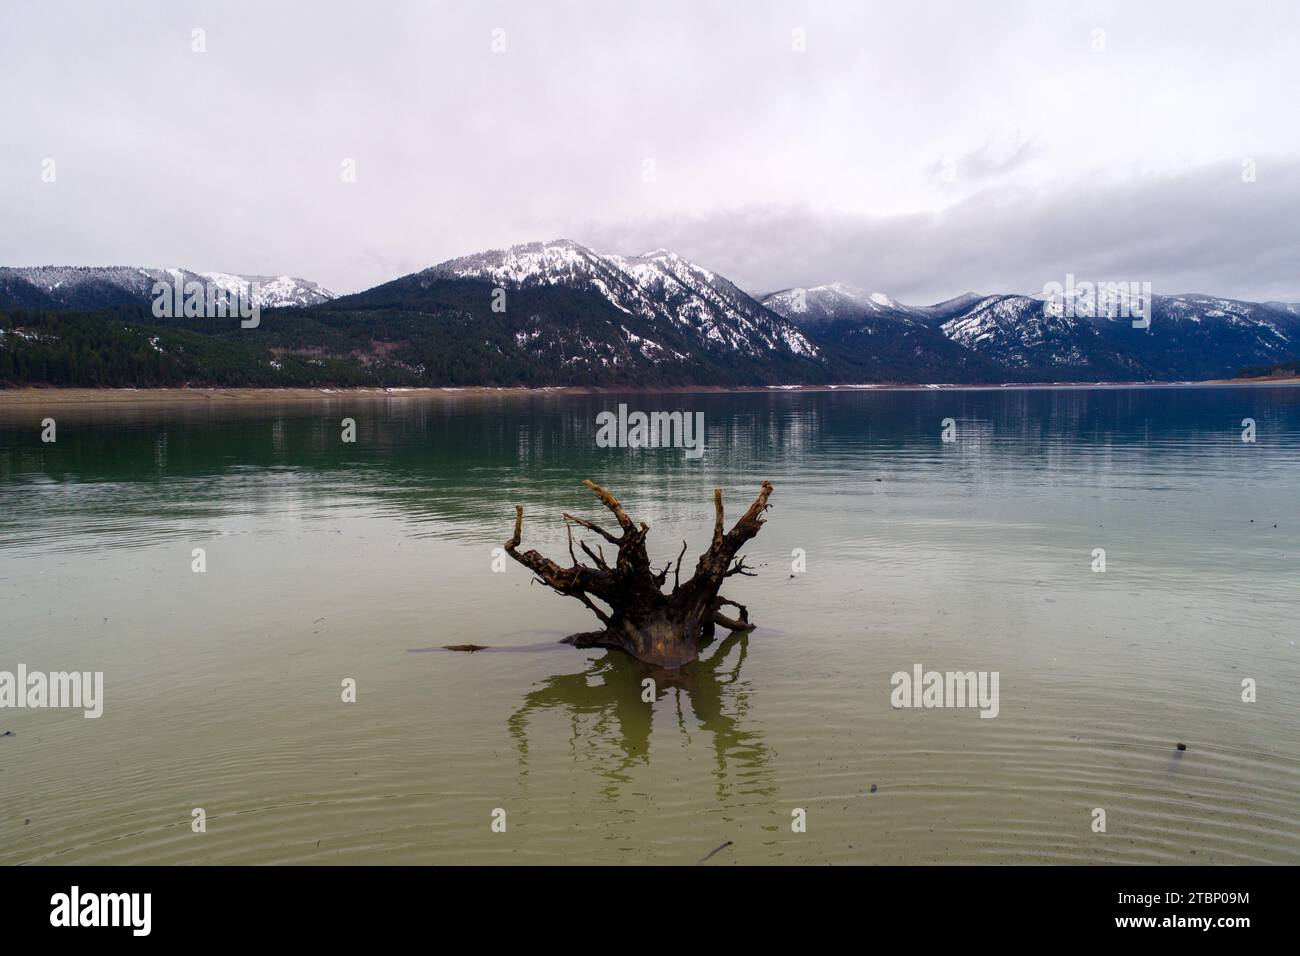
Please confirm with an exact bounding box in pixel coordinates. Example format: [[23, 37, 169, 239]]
[[2, 0, 1297, 302]]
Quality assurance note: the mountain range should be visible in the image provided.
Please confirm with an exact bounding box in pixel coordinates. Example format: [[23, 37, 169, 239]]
[[2, 241, 1297, 388], [0, 266, 336, 312]]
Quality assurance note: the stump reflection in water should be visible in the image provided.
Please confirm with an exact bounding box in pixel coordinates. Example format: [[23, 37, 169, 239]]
[[507, 631, 774, 803]]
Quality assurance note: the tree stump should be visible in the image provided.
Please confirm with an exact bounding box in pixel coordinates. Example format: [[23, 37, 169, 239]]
[[504, 480, 774, 667]]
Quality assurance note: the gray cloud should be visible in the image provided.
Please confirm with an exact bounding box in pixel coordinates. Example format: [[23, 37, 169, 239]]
[[926, 134, 1043, 191], [578, 159, 1300, 304], [1, 0, 1297, 301]]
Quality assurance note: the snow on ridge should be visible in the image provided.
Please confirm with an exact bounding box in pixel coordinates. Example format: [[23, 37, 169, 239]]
[[433, 239, 600, 285], [0, 264, 336, 309], [424, 239, 818, 359], [761, 283, 921, 323], [193, 271, 336, 308]]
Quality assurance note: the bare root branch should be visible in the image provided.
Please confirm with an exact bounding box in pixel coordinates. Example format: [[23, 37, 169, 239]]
[[562, 512, 620, 545], [579, 539, 608, 570], [573, 591, 612, 626], [711, 598, 754, 632], [683, 481, 775, 602], [673, 539, 688, 589], [724, 555, 757, 577], [505, 504, 616, 600], [726, 480, 774, 548], [507, 505, 524, 550], [582, 479, 634, 532], [712, 487, 724, 546]]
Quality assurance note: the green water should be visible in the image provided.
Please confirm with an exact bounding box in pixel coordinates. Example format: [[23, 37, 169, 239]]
[[1, 386, 1298, 864]]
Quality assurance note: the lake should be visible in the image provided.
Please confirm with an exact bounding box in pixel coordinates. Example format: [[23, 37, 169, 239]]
[[1, 385, 1297, 864]]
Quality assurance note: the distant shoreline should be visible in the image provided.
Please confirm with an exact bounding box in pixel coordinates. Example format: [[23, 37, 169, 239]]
[[2, 378, 1298, 406]]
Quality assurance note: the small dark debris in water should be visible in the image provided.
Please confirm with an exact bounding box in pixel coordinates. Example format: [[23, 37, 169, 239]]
[[0, 730, 13, 738], [316, 840, 321, 849], [444, 644, 489, 653], [697, 840, 733, 864], [24, 818, 30, 825], [875, 478, 882, 482], [789, 573, 795, 578], [1176, 742, 1187, 751], [869, 784, 878, 794]]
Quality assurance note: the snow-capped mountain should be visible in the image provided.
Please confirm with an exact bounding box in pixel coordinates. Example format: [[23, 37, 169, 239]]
[[762, 283, 924, 327], [765, 282, 1300, 381], [935, 294, 1143, 375], [326, 240, 826, 385], [198, 272, 337, 309], [762, 284, 989, 328], [934, 292, 1300, 379], [759, 284, 1005, 382], [0, 265, 336, 312], [415, 239, 818, 359], [1090, 294, 1300, 379]]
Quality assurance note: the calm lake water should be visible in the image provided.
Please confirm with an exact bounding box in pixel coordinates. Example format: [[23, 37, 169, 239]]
[[1, 386, 1298, 865]]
